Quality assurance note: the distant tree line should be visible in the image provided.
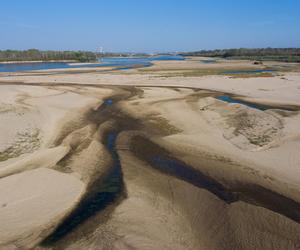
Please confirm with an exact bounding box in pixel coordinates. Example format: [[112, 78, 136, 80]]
[[96, 52, 149, 57], [0, 49, 97, 62], [180, 48, 300, 62]]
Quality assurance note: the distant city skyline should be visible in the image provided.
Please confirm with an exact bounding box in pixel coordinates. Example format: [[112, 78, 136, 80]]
[[1, 0, 300, 53]]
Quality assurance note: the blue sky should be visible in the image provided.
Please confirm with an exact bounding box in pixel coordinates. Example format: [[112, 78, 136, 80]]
[[1, 0, 300, 52]]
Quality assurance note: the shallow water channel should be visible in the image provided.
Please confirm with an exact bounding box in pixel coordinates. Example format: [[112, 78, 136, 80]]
[[216, 95, 299, 111]]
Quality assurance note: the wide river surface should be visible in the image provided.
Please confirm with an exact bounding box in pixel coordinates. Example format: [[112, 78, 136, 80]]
[[0, 55, 184, 73]]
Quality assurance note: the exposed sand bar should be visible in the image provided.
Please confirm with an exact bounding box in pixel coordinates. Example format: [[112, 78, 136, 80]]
[[42, 85, 300, 250], [0, 168, 84, 249], [0, 83, 114, 248], [0, 58, 299, 249], [1, 58, 300, 106]]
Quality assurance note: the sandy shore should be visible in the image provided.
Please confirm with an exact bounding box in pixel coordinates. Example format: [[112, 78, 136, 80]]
[[0, 58, 300, 249]]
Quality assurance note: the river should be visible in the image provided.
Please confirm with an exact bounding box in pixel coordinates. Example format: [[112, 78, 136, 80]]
[[0, 55, 184, 73]]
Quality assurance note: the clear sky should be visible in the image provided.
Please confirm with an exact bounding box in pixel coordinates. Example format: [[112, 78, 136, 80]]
[[1, 0, 300, 52]]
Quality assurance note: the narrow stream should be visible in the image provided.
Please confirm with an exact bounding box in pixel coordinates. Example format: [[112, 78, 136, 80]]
[[222, 69, 275, 75], [131, 135, 300, 223], [131, 135, 238, 203], [152, 155, 237, 202], [216, 95, 299, 111], [216, 95, 269, 110], [201, 59, 217, 64]]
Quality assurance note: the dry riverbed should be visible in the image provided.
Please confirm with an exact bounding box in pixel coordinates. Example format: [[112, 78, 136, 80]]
[[0, 58, 300, 249]]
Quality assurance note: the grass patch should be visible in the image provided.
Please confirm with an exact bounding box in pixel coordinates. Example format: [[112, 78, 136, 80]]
[[227, 72, 274, 78], [0, 129, 41, 162], [141, 68, 276, 78]]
